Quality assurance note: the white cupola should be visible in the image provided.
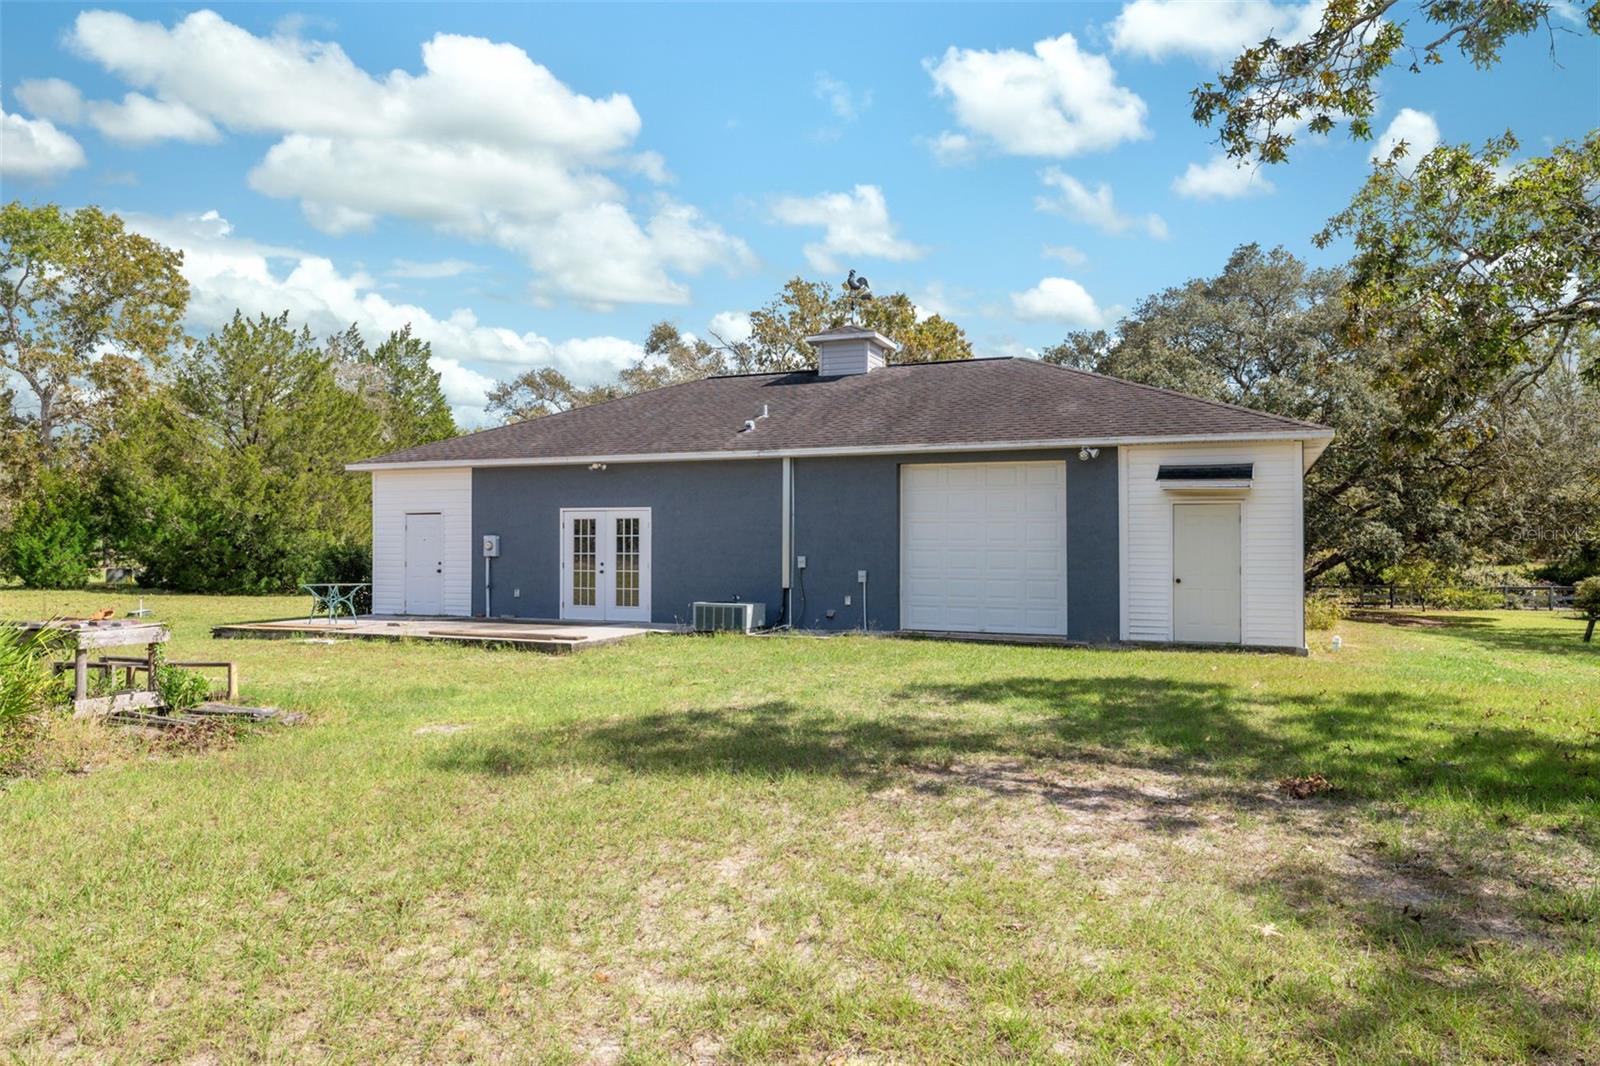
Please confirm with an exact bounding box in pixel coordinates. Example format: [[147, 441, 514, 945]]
[[804, 325, 900, 377]]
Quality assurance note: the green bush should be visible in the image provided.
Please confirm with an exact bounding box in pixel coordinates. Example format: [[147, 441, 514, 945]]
[[2, 473, 96, 588], [1305, 594, 1344, 632], [154, 652, 213, 713], [1425, 586, 1502, 610], [1575, 577, 1600, 617], [1, 626, 67, 774], [314, 542, 371, 584]]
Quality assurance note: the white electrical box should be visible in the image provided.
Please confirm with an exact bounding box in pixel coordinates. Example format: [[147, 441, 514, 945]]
[[796, 555, 807, 569], [482, 535, 500, 557]]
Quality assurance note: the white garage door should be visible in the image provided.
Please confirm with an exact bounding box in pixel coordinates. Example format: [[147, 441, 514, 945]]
[[901, 461, 1068, 635]]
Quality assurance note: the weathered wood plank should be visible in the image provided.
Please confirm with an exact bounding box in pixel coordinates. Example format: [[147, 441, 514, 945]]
[[73, 690, 163, 719]]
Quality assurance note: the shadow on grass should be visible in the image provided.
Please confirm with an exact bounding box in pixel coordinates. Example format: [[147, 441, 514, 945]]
[[428, 675, 1598, 813], [1351, 609, 1600, 659], [1237, 823, 1598, 1060], [423, 675, 1599, 1059]]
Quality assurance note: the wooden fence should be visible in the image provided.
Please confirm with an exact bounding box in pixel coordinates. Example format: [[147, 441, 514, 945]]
[[1311, 584, 1577, 611]]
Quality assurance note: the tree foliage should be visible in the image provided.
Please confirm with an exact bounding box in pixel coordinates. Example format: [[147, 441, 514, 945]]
[[327, 323, 456, 450], [1318, 132, 1600, 425], [486, 276, 973, 424], [729, 278, 972, 373], [1042, 244, 1600, 581], [0, 202, 188, 454], [1193, 0, 1598, 165], [0, 469, 96, 588], [105, 312, 387, 592]]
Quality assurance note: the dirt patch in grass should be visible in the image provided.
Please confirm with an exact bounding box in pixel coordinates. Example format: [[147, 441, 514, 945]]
[[863, 756, 1594, 951]]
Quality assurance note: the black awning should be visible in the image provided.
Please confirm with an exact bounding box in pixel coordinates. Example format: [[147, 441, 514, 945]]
[[1156, 463, 1254, 481]]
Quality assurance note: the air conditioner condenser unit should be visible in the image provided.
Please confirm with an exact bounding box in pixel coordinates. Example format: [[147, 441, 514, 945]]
[[692, 601, 766, 634]]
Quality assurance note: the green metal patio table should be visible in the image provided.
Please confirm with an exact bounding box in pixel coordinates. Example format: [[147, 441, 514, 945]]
[[300, 583, 370, 625]]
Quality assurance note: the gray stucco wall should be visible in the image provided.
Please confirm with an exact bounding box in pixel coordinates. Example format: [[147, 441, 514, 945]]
[[1066, 447, 1120, 642], [470, 449, 1120, 638], [790, 449, 1120, 638], [472, 461, 781, 623]]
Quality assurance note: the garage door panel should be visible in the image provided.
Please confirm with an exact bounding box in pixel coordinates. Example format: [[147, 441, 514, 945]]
[[901, 461, 1068, 636]]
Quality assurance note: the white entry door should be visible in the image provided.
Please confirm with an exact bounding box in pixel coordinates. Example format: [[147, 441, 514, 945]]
[[403, 512, 445, 615], [1172, 502, 1242, 644], [561, 508, 652, 623], [901, 461, 1068, 635]]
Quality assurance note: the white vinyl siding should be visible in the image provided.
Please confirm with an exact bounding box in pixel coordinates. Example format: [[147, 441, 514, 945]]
[[371, 468, 473, 616], [816, 339, 885, 377], [1119, 440, 1304, 648], [901, 461, 1068, 635]]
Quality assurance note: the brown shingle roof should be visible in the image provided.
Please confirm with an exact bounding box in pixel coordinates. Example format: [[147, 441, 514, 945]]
[[353, 357, 1331, 467]]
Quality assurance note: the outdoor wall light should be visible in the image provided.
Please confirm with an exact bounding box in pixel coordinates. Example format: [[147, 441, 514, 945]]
[[589, 462, 608, 471], [1078, 447, 1100, 461]]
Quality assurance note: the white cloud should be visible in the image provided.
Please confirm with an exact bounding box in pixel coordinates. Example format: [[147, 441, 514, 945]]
[[1172, 154, 1276, 199], [62, 9, 750, 308], [87, 92, 220, 145], [1371, 108, 1440, 175], [15, 78, 84, 124], [1110, 0, 1326, 62], [1009, 277, 1109, 326], [1035, 168, 1167, 238], [771, 184, 927, 275], [122, 210, 644, 425], [624, 150, 671, 183], [388, 258, 479, 279], [925, 33, 1148, 158], [0, 106, 86, 179], [813, 72, 871, 122], [1043, 245, 1088, 266], [910, 282, 968, 322], [923, 130, 977, 166], [709, 310, 753, 344]]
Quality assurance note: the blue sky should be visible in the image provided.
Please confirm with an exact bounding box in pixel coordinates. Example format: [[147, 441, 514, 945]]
[[3, 2, 1596, 424]]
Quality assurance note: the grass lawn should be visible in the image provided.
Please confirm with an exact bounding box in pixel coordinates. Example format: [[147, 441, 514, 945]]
[[2, 591, 1597, 1063]]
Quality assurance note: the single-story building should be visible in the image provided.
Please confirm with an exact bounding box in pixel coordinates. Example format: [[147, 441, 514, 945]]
[[347, 327, 1333, 650]]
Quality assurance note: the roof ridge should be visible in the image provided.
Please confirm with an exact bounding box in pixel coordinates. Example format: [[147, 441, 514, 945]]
[[1031, 359, 1330, 432], [361, 367, 735, 464]]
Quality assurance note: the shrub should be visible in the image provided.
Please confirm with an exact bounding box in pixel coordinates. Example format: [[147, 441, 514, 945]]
[[2, 473, 96, 588], [1425, 586, 1502, 610], [1576, 577, 1600, 618], [1305, 594, 1344, 632], [314, 542, 372, 584], [154, 650, 213, 713], [1, 626, 67, 774]]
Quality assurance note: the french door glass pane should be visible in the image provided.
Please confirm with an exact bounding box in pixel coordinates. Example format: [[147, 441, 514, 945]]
[[572, 517, 597, 606], [614, 516, 640, 608]]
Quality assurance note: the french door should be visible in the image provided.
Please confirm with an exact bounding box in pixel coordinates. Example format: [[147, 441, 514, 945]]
[[560, 508, 652, 622]]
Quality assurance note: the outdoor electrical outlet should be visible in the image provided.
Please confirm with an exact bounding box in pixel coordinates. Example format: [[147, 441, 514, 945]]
[[857, 570, 867, 583], [513, 588, 520, 598], [796, 555, 807, 569], [845, 595, 852, 606]]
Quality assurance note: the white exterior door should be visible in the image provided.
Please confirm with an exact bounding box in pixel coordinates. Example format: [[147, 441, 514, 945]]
[[561, 509, 652, 623], [403, 512, 445, 615], [1172, 502, 1242, 643], [901, 462, 1068, 635]]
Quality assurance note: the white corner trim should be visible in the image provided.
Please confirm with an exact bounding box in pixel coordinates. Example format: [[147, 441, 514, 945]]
[[346, 429, 1335, 472], [1117, 446, 1130, 642]]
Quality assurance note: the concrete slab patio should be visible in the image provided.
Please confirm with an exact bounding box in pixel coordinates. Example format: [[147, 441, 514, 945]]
[[212, 615, 679, 654]]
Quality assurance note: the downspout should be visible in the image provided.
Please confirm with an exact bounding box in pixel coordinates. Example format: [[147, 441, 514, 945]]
[[778, 456, 793, 626]]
